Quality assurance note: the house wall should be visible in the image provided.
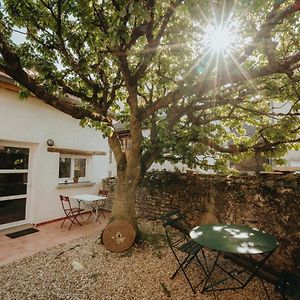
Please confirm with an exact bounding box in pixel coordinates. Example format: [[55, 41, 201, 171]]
[[0, 87, 110, 228], [282, 150, 300, 167]]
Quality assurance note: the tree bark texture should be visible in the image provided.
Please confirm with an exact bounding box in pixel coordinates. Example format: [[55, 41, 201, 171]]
[[111, 170, 139, 228]]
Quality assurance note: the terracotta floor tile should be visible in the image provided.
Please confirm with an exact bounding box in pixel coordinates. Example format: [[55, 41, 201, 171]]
[[0, 211, 110, 266]]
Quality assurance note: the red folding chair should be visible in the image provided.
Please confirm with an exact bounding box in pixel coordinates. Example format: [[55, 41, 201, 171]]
[[98, 189, 108, 197], [98, 189, 108, 218], [59, 195, 85, 230]]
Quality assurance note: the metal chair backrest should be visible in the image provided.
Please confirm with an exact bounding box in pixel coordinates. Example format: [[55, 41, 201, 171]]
[[98, 189, 108, 197], [161, 209, 190, 236], [59, 195, 72, 212]]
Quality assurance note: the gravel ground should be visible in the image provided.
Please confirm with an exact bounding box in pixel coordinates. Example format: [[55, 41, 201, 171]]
[[0, 220, 282, 300]]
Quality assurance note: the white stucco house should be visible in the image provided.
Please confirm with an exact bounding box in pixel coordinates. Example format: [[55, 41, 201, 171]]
[[0, 73, 112, 230]]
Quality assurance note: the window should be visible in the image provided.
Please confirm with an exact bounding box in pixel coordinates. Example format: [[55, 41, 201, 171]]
[[59, 155, 88, 183], [74, 158, 86, 178], [59, 157, 71, 178], [0, 146, 29, 169]]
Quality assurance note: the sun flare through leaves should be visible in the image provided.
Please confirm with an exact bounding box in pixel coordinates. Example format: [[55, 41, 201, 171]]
[[203, 22, 238, 54]]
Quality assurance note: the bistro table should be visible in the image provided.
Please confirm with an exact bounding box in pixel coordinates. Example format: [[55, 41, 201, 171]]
[[190, 224, 278, 294], [71, 194, 106, 222]]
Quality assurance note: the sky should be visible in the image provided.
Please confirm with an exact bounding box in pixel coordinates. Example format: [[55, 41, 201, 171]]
[[0, 1, 26, 45]]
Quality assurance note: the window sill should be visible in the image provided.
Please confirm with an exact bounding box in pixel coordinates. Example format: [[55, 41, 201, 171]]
[[57, 181, 95, 189]]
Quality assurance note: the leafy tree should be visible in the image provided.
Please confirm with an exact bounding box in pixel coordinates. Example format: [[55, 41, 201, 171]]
[[0, 0, 299, 226]]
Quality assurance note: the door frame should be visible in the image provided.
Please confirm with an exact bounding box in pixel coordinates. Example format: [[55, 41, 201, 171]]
[[0, 140, 33, 230]]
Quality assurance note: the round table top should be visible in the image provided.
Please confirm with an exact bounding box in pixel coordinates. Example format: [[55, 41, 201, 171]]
[[190, 224, 278, 254]]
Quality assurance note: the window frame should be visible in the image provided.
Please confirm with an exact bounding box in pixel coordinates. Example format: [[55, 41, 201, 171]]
[[58, 155, 89, 183]]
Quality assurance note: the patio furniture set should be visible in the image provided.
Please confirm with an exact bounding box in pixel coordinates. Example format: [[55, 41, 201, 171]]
[[58, 196, 298, 299], [59, 190, 108, 230], [161, 210, 282, 299], [60, 190, 298, 299]]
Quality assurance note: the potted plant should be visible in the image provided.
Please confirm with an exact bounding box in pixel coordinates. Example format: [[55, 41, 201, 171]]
[[73, 176, 79, 183]]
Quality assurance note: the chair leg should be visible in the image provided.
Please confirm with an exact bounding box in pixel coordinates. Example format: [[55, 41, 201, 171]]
[[61, 215, 76, 229], [171, 253, 194, 279], [62, 213, 82, 230], [96, 209, 106, 222], [68, 216, 82, 230], [258, 277, 271, 300], [99, 209, 105, 219], [87, 210, 93, 221], [169, 248, 198, 294], [73, 215, 82, 226], [68, 219, 73, 230], [61, 217, 67, 228]]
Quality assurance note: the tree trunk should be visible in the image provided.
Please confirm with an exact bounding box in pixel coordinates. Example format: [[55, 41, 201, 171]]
[[102, 168, 140, 252], [108, 87, 142, 231], [111, 170, 140, 229]]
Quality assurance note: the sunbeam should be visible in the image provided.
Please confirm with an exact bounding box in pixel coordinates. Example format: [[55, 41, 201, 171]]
[[203, 24, 237, 52]]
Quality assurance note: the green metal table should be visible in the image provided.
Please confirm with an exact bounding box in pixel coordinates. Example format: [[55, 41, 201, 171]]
[[190, 224, 278, 294]]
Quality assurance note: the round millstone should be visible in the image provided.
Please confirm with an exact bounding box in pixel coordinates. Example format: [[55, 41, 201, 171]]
[[102, 220, 136, 252]]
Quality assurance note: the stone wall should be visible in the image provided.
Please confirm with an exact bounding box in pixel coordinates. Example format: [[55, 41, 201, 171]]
[[103, 171, 300, 275]]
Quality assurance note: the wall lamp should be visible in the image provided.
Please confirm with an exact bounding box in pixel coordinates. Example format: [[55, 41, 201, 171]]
[[47, 139, 55, 146]]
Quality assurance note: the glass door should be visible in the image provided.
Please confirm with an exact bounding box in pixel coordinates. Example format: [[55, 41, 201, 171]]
[[0, 146, 29, 225]]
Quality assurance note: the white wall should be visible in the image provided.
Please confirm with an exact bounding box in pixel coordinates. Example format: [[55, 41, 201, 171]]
[[141, 129, 214, 173], [0, 87, 110, 227], [270, 101, 300, 169]]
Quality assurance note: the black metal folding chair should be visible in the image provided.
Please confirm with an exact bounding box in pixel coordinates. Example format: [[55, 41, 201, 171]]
[[276, 271, 300, 300], [161, 210, 207, 294], [59, 195, 85, 230]]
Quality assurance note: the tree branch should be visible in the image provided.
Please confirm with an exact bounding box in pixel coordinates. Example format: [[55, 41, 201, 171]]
[[133, 0, 184, 81], [0, 34, 103, 122]]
